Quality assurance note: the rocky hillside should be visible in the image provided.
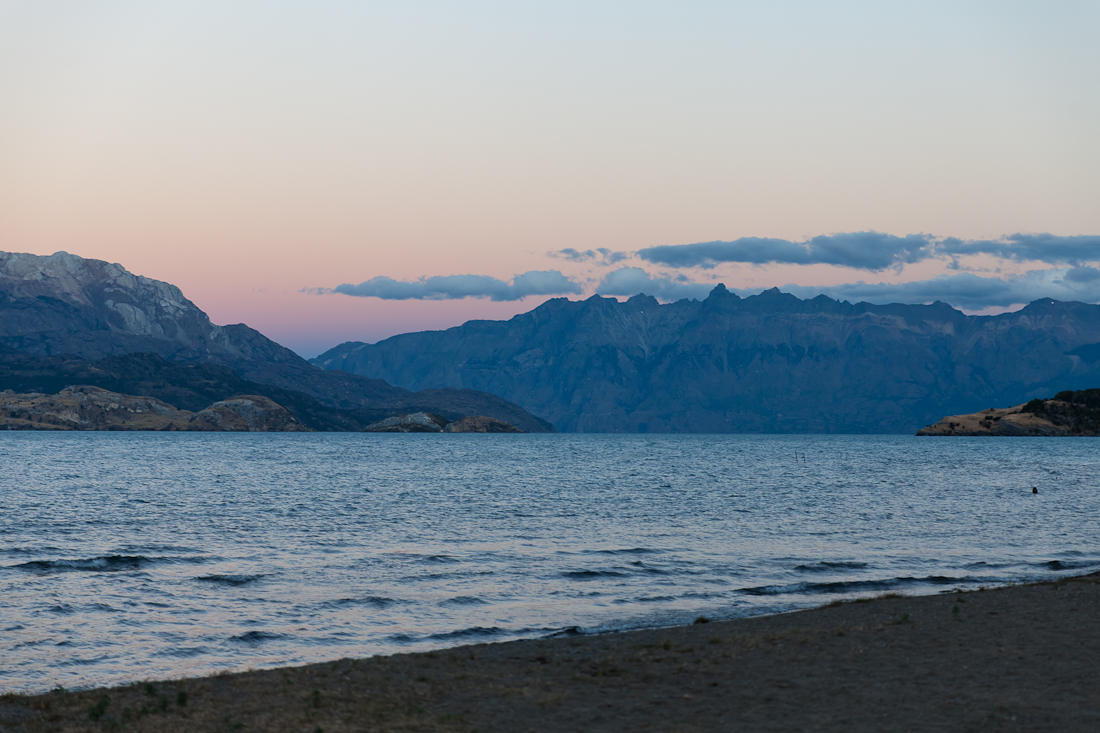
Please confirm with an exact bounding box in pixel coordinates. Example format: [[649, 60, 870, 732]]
[[0, 386, 311, 431], [917, 389, 1100, 436], [313, 287, 1100, 433], [362, 412, 523, 433], [0, 251, 553, 432]]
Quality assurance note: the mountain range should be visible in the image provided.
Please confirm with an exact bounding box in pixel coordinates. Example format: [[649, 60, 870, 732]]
[[0, 251, 552, 432], [313, 286, 1100, 433]]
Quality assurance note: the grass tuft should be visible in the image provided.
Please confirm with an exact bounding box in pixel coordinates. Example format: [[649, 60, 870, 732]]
[[88, 694, 109, 722]]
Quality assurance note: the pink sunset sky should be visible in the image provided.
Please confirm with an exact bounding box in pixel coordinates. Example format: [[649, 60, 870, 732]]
[[2, 2, 1098, 357]]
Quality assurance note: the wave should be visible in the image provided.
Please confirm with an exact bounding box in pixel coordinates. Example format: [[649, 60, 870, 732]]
[[153, 646, 211, 659], [963, 561, 1015, 570], [563, 570, 629, 580], [319, 596, 398, 610], [438, 595, 489, 606], [426, 626, 505, 642], [9, 555, 206, 573], [612, 595, 677, 604], [0, 546, 62, 557], [230, 631, 285, 643], [195, 574, 266, 586], [563, 562, 674, 579], [741, 575, 984, 597], [627, 561, 670, 575], [1039, 559, 1100, 571], [793, 561, 870, 573]]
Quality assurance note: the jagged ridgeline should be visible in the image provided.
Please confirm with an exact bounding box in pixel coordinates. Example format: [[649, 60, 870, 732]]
[[0, 251, 553, 432], [313, 288, 1100, 434]]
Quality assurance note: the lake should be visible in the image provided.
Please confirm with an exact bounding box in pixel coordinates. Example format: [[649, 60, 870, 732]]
[[1, 432, 1097, 693]]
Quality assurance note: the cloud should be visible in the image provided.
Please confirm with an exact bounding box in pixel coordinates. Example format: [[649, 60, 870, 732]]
[[1064, 265, 1100, 283], [780, 268, 1100, 310], [940, 234, 1100, 267], [330, 270, 583, 301], [549, 247, 630, 265], [595, 267, 714, 302], [637, 232, 934, 270], [635, 232, 1100, 271]]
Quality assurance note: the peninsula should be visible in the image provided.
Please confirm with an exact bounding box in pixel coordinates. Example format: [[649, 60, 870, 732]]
[[917, 389, 1100, 436]]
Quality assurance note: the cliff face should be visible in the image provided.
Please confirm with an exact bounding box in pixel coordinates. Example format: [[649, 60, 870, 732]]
[[313, 287, 1100, 434], [0, 386, 312, 431], [0, 251, 553, 432], [0, 252, 285, 362]]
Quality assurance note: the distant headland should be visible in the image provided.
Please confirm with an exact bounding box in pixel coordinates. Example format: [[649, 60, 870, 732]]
[[918, 389, 1100, 436]]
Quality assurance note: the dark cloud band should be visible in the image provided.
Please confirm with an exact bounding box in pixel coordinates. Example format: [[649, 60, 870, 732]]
[[330, 270, 582, 301], [635, 232, 1100, 271], [786, 267, 1100, 310]]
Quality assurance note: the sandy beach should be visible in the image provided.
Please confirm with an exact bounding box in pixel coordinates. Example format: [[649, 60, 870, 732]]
[[2, 573, 1098, 732]]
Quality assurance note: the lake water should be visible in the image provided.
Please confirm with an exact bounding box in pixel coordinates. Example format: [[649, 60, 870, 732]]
[[2, 433, 1097, 693]]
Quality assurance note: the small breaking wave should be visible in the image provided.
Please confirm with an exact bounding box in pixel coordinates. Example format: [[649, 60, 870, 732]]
[[741, 575, 984, 596], [1039, 559, 1100, 571], [195, 574, 266, 586], [793, 561, 870, 573], [426, 626, 505, 642], [9, 555, 193, 573], [320, 596, 399, 610]]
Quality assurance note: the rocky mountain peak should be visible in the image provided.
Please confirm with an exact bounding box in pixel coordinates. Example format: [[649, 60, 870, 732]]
[[0, 250, 233, 357], [1, 251, 206, 329]]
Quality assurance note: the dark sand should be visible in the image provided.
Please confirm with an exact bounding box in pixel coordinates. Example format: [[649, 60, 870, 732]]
[[3, 574, 1099, 732]]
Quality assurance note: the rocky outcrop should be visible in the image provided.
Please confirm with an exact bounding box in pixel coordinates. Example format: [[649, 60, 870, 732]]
[[363, 412, 449, 432], [918, 389, 1100, 436], [443, 416, 524, 433], [363, 412, 523, 433], [313, 287, 1100, 434], [0, 251, 554, 432], [191, 395, 312, 432], [0, 386, 312, 431]]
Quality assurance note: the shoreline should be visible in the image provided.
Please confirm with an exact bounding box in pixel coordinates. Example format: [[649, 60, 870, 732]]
[[4, 572, 1099, 732]]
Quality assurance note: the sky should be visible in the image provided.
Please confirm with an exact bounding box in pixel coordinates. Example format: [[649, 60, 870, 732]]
[[2, 1, 1099, 357]]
